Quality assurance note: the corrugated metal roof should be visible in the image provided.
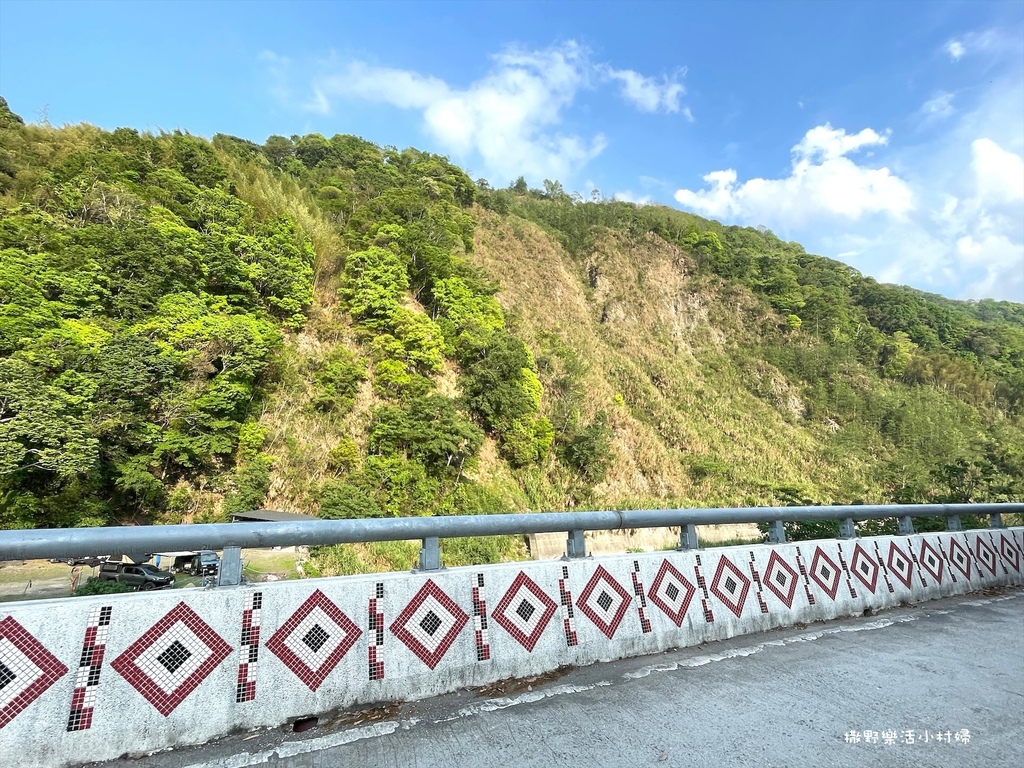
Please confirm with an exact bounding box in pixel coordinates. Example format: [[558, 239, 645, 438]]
[[230, 509, 321, 523]]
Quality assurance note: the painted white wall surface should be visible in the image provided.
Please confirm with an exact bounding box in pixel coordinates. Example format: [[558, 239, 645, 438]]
[[1, 529, 1021, 768]]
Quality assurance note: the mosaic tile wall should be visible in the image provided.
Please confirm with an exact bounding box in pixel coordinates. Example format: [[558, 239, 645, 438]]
[[2, 529, 1022, 768]]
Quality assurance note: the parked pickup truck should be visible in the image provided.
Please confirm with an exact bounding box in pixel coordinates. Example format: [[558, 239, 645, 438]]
[[96, 561, 174, 591]]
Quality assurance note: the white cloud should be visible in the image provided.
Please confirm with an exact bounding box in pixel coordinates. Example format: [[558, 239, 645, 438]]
[[612, 191, 654, 205], [971, 137, 1024, 204], [920, 92, 955, 120], [674, 113, 1024, 301], [270, 42, 690, 184], [602, 66, 685, 113], [259, 50, 293, 104], [317, 62, 450, 110], [306, 42, 603, 182], [951, 138, 1024, 299], [258, 50, 289, 65], [944, 28, 1022, 63], [796, 124, 891, 160], [639, 174, 670, 189], [674, 123, 913, 226], [304, 89, 330, 115], [955, 233, 1023, 300]]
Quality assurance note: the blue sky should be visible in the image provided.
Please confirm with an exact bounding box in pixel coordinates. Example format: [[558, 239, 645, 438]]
[[1, 0, 1022, 301]]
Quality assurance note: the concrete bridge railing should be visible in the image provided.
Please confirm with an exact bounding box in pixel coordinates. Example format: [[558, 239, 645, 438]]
[[0, 504, 1021, 767]]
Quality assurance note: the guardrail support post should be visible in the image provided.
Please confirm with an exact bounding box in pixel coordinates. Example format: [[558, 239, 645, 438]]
[[218, 546, 242, 586], [418, 537, 442, 571], [566, 530, 587, 559], [945, 515, 962, 532], [838, 518, 856, 539], [679, 524, 699, 551], [898, 516, 915, 535], [768, 520, 786, 544], [989, 513, 1005, 529]]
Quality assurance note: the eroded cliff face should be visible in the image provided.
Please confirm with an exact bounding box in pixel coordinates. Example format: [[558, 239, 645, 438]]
[[469, 209, 860, 510]]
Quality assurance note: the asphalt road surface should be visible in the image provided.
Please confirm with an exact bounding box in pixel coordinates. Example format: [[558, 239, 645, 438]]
[[95, 588, 1024, 768]]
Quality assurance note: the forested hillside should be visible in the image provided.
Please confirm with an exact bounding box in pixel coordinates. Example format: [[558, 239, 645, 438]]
[[1, 96, 1021, 567]]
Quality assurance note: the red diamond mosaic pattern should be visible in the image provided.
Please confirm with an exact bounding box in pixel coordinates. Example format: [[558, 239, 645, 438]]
[[491, 572, 557, 652], [647, 560, 696, 626], [849, 544, 879, 594], [110, 602, 232, 717], [974, 536, 998, 577], [761, 551, 799, 608], [999, 534, 1021, 573], [918, 540, 945, 584], [710, 557, 751, 618], [0, 616, 69, 730], [947, 537, 972, 581], [576, 566, 632, 639], [808, 548, 842, 601], [886, 542, 915, 589], [265, 590, 361, 692], [390, 580, 468, 670]]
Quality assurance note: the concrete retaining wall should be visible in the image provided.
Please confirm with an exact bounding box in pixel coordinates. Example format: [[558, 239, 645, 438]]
[[526, 523, 761, 559], [1, 528, 1021, 767]]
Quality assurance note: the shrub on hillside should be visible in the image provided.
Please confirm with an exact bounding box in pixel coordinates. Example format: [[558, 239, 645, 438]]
[[557, 412, 614, 483], [319, 480, 382, 519], [74, 577, 134, 596]]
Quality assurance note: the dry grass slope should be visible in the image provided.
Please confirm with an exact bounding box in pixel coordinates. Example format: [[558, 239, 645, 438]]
[[470, 208, 874, 508]]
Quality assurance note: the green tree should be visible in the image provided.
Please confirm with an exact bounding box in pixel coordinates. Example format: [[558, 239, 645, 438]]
[[369, 395, 483, 476], [311, 348, 365, 413], [341, 246, 410, 326]]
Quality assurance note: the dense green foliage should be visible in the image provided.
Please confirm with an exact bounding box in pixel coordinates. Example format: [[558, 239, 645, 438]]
[[218, 130, 552, 523], [1, 95, 1020, 557], [0, 98, 312, 528]]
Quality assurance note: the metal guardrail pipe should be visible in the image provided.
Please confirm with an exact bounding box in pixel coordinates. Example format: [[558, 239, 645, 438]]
[[0, 503, 1020, 563]]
